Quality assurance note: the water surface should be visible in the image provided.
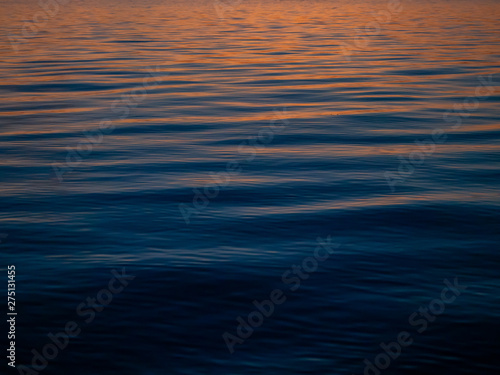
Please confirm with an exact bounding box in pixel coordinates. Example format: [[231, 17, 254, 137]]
[[1, 0, 499, 374]]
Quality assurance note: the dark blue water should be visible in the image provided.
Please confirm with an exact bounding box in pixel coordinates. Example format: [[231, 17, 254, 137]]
[[1, 0, 500, 374]]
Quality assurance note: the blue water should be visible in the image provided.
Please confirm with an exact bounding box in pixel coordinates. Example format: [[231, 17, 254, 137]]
[[1, 0, 499, 374]]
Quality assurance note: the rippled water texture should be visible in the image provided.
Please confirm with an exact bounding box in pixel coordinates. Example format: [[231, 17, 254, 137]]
[[1, 0, 499, 374]]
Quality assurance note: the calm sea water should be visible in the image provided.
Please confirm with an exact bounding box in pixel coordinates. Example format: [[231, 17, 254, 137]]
[[1, 0, 499, 374]]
